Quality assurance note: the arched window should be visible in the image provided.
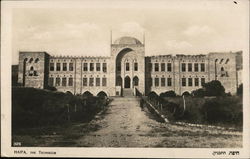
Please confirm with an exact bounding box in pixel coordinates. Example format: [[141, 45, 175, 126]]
[[126, 62, 130, 71], [221, 67, 224, 71], [35, 58, 39, 63], [134, 62, 138, 71], [225, 59, 229, 64], [29, 58, 33, 63], [34, 71, 38, 76], [219, 59, 224, 64], [133, 76, 139, 86], [30, 66, 34, 71]]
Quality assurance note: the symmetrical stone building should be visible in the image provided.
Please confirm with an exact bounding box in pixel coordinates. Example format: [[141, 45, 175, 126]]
[[17, 36, 242, 96]]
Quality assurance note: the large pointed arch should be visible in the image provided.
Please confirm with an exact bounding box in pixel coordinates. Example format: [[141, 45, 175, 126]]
[[82, 91, 93, 97]]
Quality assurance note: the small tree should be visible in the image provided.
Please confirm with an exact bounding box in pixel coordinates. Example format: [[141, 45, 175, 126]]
[[203, 80, 225, 96]]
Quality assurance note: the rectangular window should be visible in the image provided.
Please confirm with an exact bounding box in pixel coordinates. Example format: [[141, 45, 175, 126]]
[[90, 63, 94, 71], [69, 63, 73, 71], [56, 63, 61, 71], [148, 63, 152, 72], [188, 63, 192, 72], [167, 63, 172, 72], [200, 63, 205, 72], [50, 63, 54, 71], [161, 63, 165, 72], [126, 63, 130, 71], [68, 77, 73, 86], [102, 77, 107, 86], [89, 78, 94, 86], [155, 63, 159, 72], [161, 78, 165, 87], [83, 63, 88, 71], [63, 63, 67, 71], [83, 78, 87, 86], [134, 63, 138, 71], [62, 77, 67, 86], [194, 63, 199, 72], [181, 63, 186, 72], [155, 78, 159, 87], [188, 78, 192, 86], [195, 78, 199, 86], [48, 77, 54, 86], [96, 63, 100, 71], [96, 78, 100, 86], [201, 78, 205, 86], [56, 77, 60, 86], [167, 78, 172, 86], [103, 63, 107, 72], [182, 78, 186, 86]]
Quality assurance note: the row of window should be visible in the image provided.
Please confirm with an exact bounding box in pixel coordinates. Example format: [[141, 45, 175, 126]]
[[117, 62, 138, 71], [82, 77, 107, 87], [181, 78, 205, 87], [181, 63, 205, 72], [149, 63, 172, 72], [24, 58, 39, 63], [49, 77, 107, 87], [50, 63, 74, 71], [215, 58, 230, 64], [83, 63, 107, 72], [148, 63, 205, 72], [151, 78, 173, 87], [150, 77, 205, 87], [49, 77, 74, 87]]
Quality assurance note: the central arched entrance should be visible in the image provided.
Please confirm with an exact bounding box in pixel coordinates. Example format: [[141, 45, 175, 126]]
[[124, 76, 131, 88]]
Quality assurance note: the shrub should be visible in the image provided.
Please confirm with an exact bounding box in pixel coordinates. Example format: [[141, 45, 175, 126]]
[[160, 90, 176, 97], [12, 87, 108, 129], [46, 86, 57, 91], [237, 84, 243, 96], [192, 88, 205, 97], [182, 91, 191, 96], [201, 97, 242, 124]]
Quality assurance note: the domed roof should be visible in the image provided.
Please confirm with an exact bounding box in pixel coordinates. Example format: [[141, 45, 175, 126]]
[[114, 36, 142, 45]]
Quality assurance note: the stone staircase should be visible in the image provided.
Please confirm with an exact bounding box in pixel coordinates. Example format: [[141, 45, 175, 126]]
[[122, 88, 134, 97]]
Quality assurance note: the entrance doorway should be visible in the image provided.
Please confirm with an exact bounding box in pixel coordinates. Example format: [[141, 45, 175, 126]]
[[124, 76, 131, 88]]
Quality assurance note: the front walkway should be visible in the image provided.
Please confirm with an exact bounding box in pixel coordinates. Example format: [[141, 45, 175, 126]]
[[72, 97, 242, 147]]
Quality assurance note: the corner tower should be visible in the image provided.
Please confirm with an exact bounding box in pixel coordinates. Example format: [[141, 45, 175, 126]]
[[18, 52, 50, 89], [110, 36, 145, 96]]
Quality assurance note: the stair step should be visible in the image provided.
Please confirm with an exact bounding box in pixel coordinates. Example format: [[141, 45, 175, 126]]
[[123, 88, 133, 97]]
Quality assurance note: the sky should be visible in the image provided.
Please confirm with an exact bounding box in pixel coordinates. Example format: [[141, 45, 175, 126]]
[[11, 0, 249, 64]]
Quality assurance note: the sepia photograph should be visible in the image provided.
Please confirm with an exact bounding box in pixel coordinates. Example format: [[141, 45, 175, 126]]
[[1, 0, 250, 158]]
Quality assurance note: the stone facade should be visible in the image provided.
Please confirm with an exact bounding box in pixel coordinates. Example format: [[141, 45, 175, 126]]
[[17, 36, 242, 96]]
